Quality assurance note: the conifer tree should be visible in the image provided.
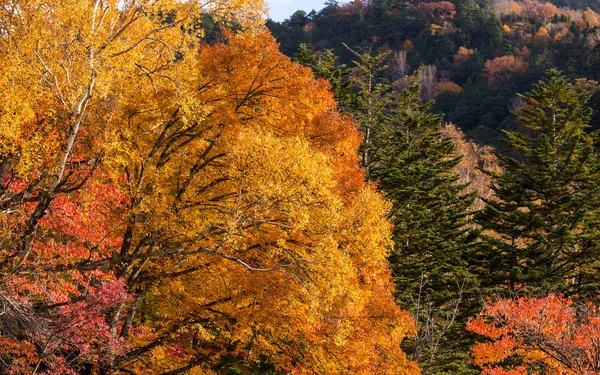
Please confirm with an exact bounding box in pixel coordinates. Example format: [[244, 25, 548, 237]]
[[372, 76, 479, 374], [345, 45, 395, 181], [476, 69, 600, 295]]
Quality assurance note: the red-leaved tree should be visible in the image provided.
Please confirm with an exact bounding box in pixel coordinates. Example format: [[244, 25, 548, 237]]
[[467, 294, 600, 375]]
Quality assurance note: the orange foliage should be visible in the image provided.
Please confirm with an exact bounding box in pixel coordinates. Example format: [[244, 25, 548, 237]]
[[115, 30, 418, 375], [542, 2, 559, 18], [510, 1, 523, 14], [0, 2, 418, 372], [533, 26, 551, 44], [468, 295, 600, 375], [583, 8, 600, 27], [518, 46, 531, 58], [484, 56, 529, 86], [574, 77, 600, 94], [403, 39, 416, 51], [434, 81, 463, 96], [454, 46, 475, 65]]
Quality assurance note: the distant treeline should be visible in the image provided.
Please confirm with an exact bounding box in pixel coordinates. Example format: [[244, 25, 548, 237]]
[[267, 0, 600, 146]]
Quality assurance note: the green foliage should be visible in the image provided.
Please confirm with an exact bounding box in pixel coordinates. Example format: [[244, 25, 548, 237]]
[[370, 76, 479, 375], [476, 69, 600, 294]]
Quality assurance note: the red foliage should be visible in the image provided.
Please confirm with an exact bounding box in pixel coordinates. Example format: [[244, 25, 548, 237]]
[[468, 295, 600, 375], [0, 172, 130, 373], [55, 280, 130, 361]]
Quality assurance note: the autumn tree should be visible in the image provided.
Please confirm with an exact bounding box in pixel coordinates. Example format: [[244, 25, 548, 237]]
[[0, 1, 419, 374], [467, 294, 600, 375], [583, 8, 600, 27], [0, 0, 256, 372], [115, 31, 418, 375], [483, 55, 529, 86], [0, 0, 265, 371], [533, 26, 551, 44], [434, 81, 463, 97], [476, 69, 600, 295], [454, 47, 475, 66]]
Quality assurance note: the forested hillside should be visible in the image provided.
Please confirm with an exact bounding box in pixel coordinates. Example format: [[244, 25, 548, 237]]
[[267, 0, 600, 146]]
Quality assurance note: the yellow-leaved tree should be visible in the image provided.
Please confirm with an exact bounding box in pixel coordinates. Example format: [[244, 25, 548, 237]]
[[0, 1, 418, 374]]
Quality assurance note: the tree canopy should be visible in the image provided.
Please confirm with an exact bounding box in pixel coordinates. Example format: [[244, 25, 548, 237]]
[[0, 1, 418, 374]]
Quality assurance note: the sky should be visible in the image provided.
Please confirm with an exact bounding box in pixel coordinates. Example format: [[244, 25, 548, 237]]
[[266, 0, 327, 22]]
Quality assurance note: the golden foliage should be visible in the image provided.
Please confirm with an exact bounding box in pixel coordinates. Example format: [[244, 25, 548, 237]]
[[484, 55, 529, 86], [583, 8, 600, 27], [533, 26, 551, 44], [434, 81, 463, 96], [0, 1, 417, 372], [454, 46, 475, 65]]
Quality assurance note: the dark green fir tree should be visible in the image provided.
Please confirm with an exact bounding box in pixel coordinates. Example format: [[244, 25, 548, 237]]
[[371, 75, 479, 375], [476, 69, 600, 295]]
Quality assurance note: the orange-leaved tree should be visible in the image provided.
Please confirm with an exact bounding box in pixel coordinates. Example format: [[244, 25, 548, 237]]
[[111, 30, 418, 375], [483, 56, 529, 86], [0, 1, 418, 374], [467, 295, 600, 375]]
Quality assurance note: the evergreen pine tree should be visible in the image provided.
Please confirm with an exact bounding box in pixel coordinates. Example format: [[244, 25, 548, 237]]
[[372, 75, 479, 375], [344, 44, 394, 181], [476, 69, 600, 295]]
